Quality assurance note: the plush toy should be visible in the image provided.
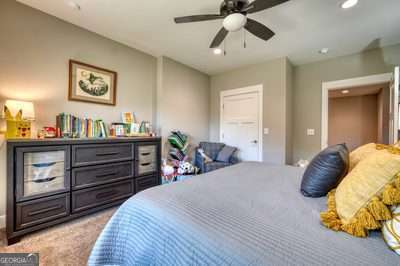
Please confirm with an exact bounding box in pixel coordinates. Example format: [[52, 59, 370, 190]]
[[198, 148, 213, 163], [178, 162, 196, 175], [4, 106, 31, 139], [162, 164, 175, 177], [161, 160, 177, 184]]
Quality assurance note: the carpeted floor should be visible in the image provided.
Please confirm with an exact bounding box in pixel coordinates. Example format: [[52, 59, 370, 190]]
[[0, 208, 116, 266]]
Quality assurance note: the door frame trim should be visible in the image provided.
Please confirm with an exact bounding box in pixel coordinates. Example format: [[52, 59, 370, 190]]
[[220, 85, 264, 162], [321, 73, 392, 150]]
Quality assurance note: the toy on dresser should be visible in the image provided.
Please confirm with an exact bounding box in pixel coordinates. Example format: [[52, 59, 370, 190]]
[[4, 107, 32, 139]]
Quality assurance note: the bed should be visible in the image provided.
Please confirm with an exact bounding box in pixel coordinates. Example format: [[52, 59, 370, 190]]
[[88, 162, 399, 265]]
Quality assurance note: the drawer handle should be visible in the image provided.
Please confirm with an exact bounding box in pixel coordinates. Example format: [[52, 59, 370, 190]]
[[32, 162, 57, 168], [33, 176, 57, 183], [96, 152, 120, 157], [96, 172, 118, 178], [141, 152, 151, 156], [28, 204, 63, 216], [140, 180, 155, 186], [96, 190, 118, 199], [140, 162, 152, 166]]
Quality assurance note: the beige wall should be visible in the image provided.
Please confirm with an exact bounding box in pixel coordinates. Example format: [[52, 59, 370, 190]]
[[0, 0, 158, 218], [210, 57, 292, 165], [377, 86, 390, 144], [293, 44, 400, 163], [328, 95, 378, 151], [157, 57, 210, 158], [285, 59, 294, 164], [0, 1, 214, 220]]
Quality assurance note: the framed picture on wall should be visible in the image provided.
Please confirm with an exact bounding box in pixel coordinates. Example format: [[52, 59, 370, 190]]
[[69, 60, 117, 105]]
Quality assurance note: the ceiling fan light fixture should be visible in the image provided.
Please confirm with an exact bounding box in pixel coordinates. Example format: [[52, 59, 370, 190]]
[[341, 0, 358, 9], [223, 13, 247, 32]]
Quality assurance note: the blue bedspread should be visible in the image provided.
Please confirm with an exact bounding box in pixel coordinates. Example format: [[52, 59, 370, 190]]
[[89, 163, 399, 265]]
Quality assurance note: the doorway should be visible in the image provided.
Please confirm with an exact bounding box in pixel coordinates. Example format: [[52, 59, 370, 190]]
[[328, 83, 390, 151], [321, 73, 393, 150], [220, 85, 263, 161]]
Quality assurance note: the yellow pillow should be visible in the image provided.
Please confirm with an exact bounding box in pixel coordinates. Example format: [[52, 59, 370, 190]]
[[321, 149, 400, 237], [349, 143, 377, 171]]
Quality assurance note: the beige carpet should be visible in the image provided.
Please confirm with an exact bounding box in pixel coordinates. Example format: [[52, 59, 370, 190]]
[[0, 208, 116, 266]]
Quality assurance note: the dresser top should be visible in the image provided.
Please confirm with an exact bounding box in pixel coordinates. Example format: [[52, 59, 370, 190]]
[[7, 136, 161, 146]]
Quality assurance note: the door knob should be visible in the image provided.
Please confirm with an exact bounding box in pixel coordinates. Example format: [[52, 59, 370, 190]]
[[251, 140, 258, 144]]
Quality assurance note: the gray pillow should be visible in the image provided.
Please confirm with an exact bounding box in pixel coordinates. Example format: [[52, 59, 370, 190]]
[[216, 145, 237, 163]]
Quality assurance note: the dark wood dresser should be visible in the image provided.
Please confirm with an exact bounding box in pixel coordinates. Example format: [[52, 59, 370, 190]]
[[6, 137, 161, 245]]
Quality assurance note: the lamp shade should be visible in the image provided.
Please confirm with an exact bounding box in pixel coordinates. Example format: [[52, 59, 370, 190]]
[[4, 100, 35, 120]]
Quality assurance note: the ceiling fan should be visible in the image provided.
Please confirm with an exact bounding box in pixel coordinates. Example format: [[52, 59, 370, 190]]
[[174, 0, 289, 49]]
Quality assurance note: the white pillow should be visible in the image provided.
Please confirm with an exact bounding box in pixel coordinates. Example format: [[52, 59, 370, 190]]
[[198, 148, 213, 163], [382, 205, 400, 255]]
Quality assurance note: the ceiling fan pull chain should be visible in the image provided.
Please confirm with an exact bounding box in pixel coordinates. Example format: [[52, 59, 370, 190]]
[[243, 29, 247, 49], [224, 39, 227, 56]]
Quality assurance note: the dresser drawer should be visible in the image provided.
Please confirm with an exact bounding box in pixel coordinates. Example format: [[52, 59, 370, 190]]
[[72, 180, 134, 213], [16, 194, 70, 230], [138, 145, 157, 164], [72, 144, 134, 167], [16, 146, 70, 202], [135, 175, 159, 193], [72, 162, 134, 190], [137, 161, 158, 176]]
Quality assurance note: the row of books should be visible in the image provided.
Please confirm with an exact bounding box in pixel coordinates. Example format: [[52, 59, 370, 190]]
[[56, 113, 108, 138], [168, 131, 189, 162]]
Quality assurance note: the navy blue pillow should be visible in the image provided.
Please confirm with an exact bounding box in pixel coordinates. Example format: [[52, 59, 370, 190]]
[[300, 144, 349, 198]]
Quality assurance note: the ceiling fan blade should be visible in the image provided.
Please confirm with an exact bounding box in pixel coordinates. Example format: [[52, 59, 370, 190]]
[[210, 28, 229, 48], [243, 0, 289, 14], [174, 14, 224, 24], [245, 18, 275, 42]]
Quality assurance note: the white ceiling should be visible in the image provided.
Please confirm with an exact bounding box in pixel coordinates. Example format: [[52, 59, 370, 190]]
[[17, 0, 400, 75]]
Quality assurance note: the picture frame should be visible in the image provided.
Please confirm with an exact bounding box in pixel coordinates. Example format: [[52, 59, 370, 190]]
[[121, 112, 136, 124], [69, 60, 117, 106]]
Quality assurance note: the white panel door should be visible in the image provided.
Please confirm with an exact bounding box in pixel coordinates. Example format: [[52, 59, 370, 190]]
[[221, 89, 262, 161]]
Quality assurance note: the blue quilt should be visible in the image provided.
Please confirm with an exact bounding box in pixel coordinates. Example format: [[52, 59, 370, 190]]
[[89, 163, 399, 265]]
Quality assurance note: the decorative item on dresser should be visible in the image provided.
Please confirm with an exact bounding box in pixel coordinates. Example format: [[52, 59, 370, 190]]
[[3, 100, 35, 139], [6, 137, 161, 245]]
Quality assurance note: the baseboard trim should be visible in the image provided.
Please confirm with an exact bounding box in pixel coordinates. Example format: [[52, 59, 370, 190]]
[[0, 215, 5, 229]]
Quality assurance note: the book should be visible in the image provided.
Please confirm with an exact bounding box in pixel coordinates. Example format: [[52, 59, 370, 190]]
[[55, 113, 109, 139]]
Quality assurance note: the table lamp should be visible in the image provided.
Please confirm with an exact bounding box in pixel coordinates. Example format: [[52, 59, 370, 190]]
[[3, 100, 35, 139]]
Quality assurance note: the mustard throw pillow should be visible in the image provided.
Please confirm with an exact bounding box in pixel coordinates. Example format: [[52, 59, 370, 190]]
[[321, 149, 400, 237], [349, 143, 377, 171]]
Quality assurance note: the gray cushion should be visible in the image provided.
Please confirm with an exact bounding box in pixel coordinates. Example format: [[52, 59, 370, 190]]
[[216, 145, 237, 163]]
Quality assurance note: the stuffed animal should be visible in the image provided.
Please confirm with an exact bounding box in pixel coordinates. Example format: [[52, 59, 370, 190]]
[[198, 148, 213, 163], [162, 163, 175, 177], [178, 162, 196, 175], [4, 106, 31, 139]]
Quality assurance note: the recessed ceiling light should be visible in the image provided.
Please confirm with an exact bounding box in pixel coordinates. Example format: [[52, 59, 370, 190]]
[[68, 1, 81, 11], [319, 48, 329, 54], [341, 0, 358, 9], [342, 90, 350, 94], [213, 48, 223, 55]]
